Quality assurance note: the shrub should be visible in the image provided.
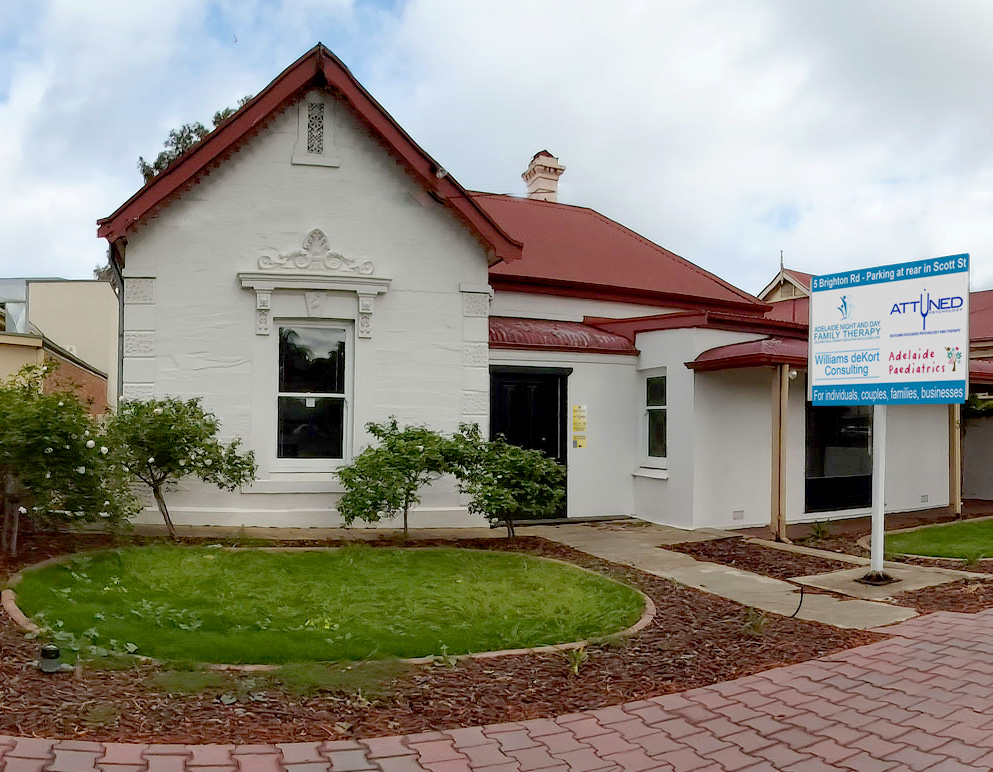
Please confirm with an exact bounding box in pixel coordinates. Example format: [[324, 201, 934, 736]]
[[450, 424, 565, 537], [336, 418, 449, 538], [0, 365, 137, 555], [105, 398, 256, 539]]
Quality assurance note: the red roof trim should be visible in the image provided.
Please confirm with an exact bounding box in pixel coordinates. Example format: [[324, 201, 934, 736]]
[[686, 337, 808, 372], [584, 310, 808, 343], [489, 317, 638, 356], [98, 45, 522, 265], [489, 275, 768, 314], [969, 359, 993, 385]]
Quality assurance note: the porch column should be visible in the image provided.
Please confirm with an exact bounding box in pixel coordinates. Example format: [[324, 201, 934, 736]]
[[770, 364, 790, 541], [949, 403, 962, 517]]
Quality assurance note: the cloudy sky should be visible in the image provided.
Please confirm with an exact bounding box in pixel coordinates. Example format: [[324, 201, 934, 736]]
[[2, 0, 993, 294]]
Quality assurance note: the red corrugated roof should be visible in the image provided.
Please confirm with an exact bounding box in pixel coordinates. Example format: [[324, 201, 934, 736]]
[[971, 289, 993, 342], [98, 45, 522, 266], [970, 358, 993, 385], [489, 317, 637, 355], [477, 194, 766, 312], [764, 296, 809, 325], [687, 337, 808, 371], [783, 269, 813, 290]]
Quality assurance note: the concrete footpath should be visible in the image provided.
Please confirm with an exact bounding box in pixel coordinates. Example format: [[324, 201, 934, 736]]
[[518, 522, 920, 629]]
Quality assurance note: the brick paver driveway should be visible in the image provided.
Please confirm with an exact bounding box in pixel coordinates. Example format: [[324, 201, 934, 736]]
[[3, 609, 993, 772]]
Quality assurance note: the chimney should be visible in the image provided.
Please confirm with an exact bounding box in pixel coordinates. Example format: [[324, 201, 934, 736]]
[[522, 150, 565, 202]]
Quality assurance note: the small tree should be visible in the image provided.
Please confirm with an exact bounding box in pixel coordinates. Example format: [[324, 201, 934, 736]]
[[106, 398, 256, 540], [0, 365, 138, 556], [451, 424, 566, 537], [336, 418, 449, 538], [137, 96, 252, 182]]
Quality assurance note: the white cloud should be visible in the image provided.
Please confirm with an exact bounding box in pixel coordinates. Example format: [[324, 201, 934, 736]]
[[3, 0, 993, 295]]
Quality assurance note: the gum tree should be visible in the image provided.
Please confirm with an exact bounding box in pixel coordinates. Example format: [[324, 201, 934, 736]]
[[336, 418, 450, 538], [106, 398, 256, 540], [0, 365, 138, 556]]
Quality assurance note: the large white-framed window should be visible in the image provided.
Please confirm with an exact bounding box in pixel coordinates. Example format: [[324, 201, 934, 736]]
[[275, 322, 351, 464], [644, 370, 667, 467]]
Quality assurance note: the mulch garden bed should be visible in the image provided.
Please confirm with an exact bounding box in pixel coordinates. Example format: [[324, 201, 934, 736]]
[[1, 530, 881, 744], [666, 537, 853, 579], [891, 578, 993, 614]]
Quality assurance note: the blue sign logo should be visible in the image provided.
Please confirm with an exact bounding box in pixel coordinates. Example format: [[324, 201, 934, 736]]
[[889, 289, 964, 330], [837, 294, 852, 320]]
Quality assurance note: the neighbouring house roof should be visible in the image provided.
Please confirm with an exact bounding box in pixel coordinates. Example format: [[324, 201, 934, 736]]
[[477, 194, 768, 313], [489, 317, 637, 355], [687, 337, 808, 372], [970, 358, 993, 385], [970, 289, 993, 342], [584, 309, 806, 343], [763, 296, 809, 325], [97, 45, 522, 267], [784, 269, 813, 290], [757, 267, 814, 302]]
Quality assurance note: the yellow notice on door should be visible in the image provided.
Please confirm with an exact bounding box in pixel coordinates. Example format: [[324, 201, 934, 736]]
[[572, 404, 587, 432], [572, 434, 587, 449]]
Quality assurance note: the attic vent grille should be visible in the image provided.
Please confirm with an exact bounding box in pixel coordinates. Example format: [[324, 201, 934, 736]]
[[307, 102, 324, 154]]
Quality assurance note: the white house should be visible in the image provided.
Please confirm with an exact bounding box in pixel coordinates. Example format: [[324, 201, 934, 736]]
[[98, 44, 978, 533]]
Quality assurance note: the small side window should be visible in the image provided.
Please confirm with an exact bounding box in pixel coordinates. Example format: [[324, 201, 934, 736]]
[[646, 374, 666, 460]]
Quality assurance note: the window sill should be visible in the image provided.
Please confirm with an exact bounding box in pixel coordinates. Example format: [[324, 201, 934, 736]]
[[632, 467, 669, 480]]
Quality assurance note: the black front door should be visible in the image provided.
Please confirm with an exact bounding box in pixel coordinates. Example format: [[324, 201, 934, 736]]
[[490, 367, 569, 519], [490, 368, 569, 464]]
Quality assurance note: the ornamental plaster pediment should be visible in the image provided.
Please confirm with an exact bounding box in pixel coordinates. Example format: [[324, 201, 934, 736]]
[[258, 229, 374, 275]]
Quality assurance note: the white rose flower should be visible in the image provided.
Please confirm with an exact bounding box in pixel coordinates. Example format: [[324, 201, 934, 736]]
[[179, 460, 186, 467], [17, 506, 27, 514], [76, 466, 86, 474], [153, 407, 163, 415], [85, 440, 96, 449], [148, 457, 155, 464], [100, 446, 109, 454]]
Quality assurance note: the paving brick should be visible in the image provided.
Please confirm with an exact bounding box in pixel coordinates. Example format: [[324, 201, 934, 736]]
[[556, 720, 611, 741], [99, 746, 149, 766], [98, 764, 147, 772], [48, 749, 103, 772], [721, 731, 775, 755], [8, 739, 56, 760], [881, 746, 949, 771], [798, 739, 858, 765], [190, 747, 237, 767], [233, 756, 283, 772], [441, 730, 488, 751], [325, 749, 376, 771], [420, 759, 473, 772], [506, 745, 561, 771], [377, 756, 432, 772], [277, 745, 327, 765], [55, 743, 107, 753], [645, 719, 698, 741], [539, 733, 589, 755], [543, 749, 613, 772], [751, 744, 812, 769], [700, 746, 759, 772], [361, 738, 416, 759], [485, 732, 540, 752], [599, 749, 657, 772], [2, 759, 50, 772], [834, 751, 899, 772], [281, 765, 328, 772], [590, 707, 633, 726], [320, 744, 363, 754], [931, 739, 989, 764], [785, 760, 843, 772], [145, 748, 195, 758], [522, 721, 570, 739], [583, 734, 639, 758], [144, 758, 189, 772], [629, 732, 683, 757], [407, 741, 463, 765], [651, 748, 711, 772], [459, 743, 515, 768], [603, 720, 654, 742]]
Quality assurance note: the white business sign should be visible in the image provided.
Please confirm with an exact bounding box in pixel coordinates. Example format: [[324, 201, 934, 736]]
[[809, 254, 969, 405]]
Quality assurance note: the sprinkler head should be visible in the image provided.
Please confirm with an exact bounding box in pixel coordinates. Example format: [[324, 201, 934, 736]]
[[39, 643, 62, 674]]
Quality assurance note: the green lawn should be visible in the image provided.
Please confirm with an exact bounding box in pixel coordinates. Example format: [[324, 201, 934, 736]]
[[14, 545, 644, 664], [886, 518, 993, 559]]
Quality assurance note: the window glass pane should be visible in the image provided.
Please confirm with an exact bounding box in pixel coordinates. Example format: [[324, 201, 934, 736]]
[[647, 376, 666, 407], [279, 326, 345, 394], [278, 397, 344, 459], [648, 409, 666, 457]]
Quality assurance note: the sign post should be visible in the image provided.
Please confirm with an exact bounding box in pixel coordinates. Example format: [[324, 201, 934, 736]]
[[809, 254, 969, 582]]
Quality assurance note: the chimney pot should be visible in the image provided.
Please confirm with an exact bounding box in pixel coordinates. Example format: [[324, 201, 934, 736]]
[[522, 150, 565, 202]]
